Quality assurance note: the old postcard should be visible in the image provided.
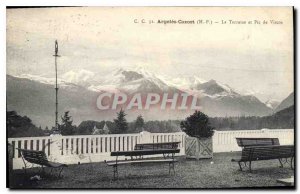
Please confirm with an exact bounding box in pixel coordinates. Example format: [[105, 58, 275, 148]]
[[6, 7, 294, 189]]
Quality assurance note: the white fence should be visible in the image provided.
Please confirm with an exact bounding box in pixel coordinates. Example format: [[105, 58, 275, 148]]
[[213, 129, 294, 153], [8, 131, 186, 169], [8, 129, 294, 169]]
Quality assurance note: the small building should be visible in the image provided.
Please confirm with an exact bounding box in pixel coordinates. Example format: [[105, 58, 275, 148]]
[[92, 122, 109, 135]]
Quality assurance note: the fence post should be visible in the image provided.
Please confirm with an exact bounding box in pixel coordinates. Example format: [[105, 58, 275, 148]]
[[48, 134, 63, 162], [261, 128, 270, 138], [140, 131, 152, 143]]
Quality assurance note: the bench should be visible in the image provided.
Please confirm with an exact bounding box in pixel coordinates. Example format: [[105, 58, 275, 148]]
[[105, 148, 180, 179], [134, 142, 180, 158], [17, 148, 67, 178], [236, 138, 280, 148], [134, 142, 180, 150], [231, 145, 294, 172]]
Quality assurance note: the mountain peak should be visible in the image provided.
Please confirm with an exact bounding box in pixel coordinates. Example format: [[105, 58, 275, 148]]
[[275, 92, 294, 112], [265, 99, 280, 109], [192, 79, 236, 95], [62, 69, 95, 86], [207, 79, 217, 84], [121, 70, 144, 82]]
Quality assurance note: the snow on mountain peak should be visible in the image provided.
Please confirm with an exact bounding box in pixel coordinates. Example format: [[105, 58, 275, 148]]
[[90, 67, 170, 93], [190, 76, 206, 86], [265, 99, 280, 109], [189, 78, 238, 98], [13, 68, 258, 104], [16, 74, 62, 85], [14, 71, 93, 89], [62, 69, 96, 86]]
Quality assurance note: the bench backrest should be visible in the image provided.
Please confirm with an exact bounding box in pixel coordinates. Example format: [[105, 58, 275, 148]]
[[134, 142, 180, 150], [111, 149, 180, 157], [236, 138, 280, 147], [17, 148, 49, 165], [241, 145, 294, 161]]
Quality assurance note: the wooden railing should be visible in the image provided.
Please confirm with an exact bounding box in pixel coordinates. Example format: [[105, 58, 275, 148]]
[[8, 129, 293, 169], [212, 129, 294, 153], [8, 131, 186, 169]]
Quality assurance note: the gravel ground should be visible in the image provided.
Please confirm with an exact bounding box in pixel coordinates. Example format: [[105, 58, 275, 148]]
[[9, 152, 294, 189]]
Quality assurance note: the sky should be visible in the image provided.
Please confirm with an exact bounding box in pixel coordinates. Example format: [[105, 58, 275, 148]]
[[6, 7, 293, 102]]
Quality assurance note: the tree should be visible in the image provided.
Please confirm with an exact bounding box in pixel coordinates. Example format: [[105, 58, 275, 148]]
[[44, 126, 51, 135], [7, 111, 44, 137], [180, 111, 215, 138], [59, 111, 76, 135], [111, 109, 128, 134], [135, 115, 145, 132]]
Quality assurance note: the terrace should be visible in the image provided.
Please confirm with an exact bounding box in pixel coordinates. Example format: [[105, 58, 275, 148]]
[[9, 152, 294, 188], [8, 129, 294, 189]]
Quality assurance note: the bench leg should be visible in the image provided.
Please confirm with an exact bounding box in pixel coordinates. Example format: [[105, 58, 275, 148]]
[[113, 165, 118, 180], [169, 162, 175, 175], [278, 159, 284, 168], [39, 165, 45, 176], [281, 157, 294, 170], [57, 166, 65, 178], [249, 161, 252, 172], [22, 165, 28, 183], [23, 165, 27, 177], [238, 162, 243, 171], [278, 158, 293, 169], [238, 161, 252, 172], [20, 156, 28, 179]]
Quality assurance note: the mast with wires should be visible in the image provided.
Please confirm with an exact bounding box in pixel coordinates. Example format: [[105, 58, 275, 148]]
[[53, 40, 60, 133]]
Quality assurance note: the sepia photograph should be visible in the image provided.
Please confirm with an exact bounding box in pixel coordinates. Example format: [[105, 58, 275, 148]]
[[6, 6, 294, 189]]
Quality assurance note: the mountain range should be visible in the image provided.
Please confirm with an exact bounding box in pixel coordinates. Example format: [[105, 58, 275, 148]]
[[7, 68, 293, 127]]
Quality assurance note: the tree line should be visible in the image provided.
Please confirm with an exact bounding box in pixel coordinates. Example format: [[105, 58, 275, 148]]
[[209, 105, 294, 130], [7, 105, 294, 137]]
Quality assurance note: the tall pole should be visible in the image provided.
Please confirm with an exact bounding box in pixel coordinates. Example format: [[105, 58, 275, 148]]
[[53, 40, 60, 132]]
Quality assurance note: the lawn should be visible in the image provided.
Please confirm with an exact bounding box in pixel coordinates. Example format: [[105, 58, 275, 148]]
[[9, 152, 294, 189]]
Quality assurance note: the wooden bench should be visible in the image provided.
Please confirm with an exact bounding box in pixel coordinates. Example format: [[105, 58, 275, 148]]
[[17, 148, 67, 178], [231, 145, 294, 172], [134, 142, 180, 150], [134, 142, 180, 158], [236, 138, 280, 148], [105, 149, 180, 179]]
